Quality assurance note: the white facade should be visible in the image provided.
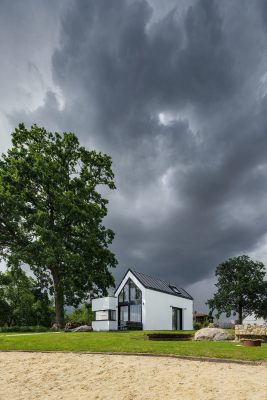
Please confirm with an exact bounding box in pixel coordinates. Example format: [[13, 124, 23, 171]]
[[143, 288, 193, 330], [243, 314, 267, 326], [92, 296, 118, 331], [92, 270, 193, 331]]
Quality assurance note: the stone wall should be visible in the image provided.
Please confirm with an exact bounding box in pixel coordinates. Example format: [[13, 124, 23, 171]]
[[235, 324, 267, 341]]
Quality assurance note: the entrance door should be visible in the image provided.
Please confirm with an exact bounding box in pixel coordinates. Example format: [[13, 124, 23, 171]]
[[172, 307, 182, 330]]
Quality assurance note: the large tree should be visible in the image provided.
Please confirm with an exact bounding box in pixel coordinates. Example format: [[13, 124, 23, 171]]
[[0, 124, 117, 327], [207, 255, 266, 324]]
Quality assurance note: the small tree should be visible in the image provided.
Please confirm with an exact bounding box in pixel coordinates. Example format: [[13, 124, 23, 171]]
[[0, 124, 117, 328], [66, 303, 94, 325], [207, 255, 266, 324]]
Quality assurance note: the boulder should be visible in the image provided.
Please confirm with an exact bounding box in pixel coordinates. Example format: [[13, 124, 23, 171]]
[[72, 325, 92, 332], [208, 322, 219, 328], [64, 322, 81, 332], [194, 327, 233, 341]]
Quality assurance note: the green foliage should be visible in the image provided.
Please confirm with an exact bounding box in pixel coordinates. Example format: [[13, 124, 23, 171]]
[[0, 124, 117, 327], [193, 318, 210, 330], [0, 268, 54, 327], [66, 304, 94, 325], [254, 281, 267, 320], [0, 326, 49, 333], [207, 255, 266, 324], [193, 321, 202, 330]]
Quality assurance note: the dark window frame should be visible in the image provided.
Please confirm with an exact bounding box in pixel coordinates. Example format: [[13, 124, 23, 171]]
[[94, 309, 116, 322], [118, 278, 142, 327], [171, 307, 183, 330]]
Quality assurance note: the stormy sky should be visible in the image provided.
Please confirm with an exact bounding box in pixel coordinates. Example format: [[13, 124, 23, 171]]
[[1, 0, 267, 311]]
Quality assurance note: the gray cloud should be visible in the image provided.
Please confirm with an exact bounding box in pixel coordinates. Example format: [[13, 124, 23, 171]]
[[4, 0, 267, 310]]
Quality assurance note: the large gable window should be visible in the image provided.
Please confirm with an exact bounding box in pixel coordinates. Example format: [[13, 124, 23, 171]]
[[118, 278, 142, 327], [118, 278, 142, 304]]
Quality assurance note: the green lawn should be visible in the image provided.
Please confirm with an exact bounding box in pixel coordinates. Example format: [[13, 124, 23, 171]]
[[0, 330, 266, 361]]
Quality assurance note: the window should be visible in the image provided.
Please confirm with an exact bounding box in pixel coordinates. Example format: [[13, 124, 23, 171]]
[[118, 290, 124, 302], [123, 282, 130, 302], [95, 310, 116, 321], [169, 285, 181, 295], [95, 310, 109, 321], [172, 307, 182, 330], [120, 306, 128, 322], [118, 278, 143, 327], [130, 280, 142, 303], [110, 310, 116, 321], [130, 304, 142, 322], [118, 278, 142, 304]]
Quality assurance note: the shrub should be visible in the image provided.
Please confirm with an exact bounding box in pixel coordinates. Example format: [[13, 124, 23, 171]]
[[65, 304, 93, 325], [0, 326, 49, 333], [193, 321, 202, 330]]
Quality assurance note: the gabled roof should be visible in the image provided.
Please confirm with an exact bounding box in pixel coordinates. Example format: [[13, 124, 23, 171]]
[[115, 269, 193, 300]]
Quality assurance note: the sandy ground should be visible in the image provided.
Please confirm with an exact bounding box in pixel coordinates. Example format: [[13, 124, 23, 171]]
[[0, 352, 266, 400]]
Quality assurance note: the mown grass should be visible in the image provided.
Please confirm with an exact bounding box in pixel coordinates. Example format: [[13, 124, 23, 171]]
[[0, 330, 266, 361]]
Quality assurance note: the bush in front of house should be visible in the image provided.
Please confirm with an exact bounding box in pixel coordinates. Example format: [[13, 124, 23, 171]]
[[193, 321, 202, 330], [65, 304, 93, 326]]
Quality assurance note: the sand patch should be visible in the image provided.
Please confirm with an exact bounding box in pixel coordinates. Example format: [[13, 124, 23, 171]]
[[0, 352, 266, 400]]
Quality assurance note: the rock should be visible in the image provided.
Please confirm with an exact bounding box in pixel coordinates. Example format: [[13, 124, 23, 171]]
[[235, 324, 267, 341], [65, 322, 81, 330], [213, 332, 234, 341], [51, 323, 60, 331], [208, 322, 219, 328], [194, 328, 233, 341], [64, 322, 81, 332], [72, 325, 92, 332]]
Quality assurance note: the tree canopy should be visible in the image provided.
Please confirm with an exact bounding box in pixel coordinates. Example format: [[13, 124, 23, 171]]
[[207, 255, 267, 324], [0, 124, 117, 327], [0, 268, 54, 327]]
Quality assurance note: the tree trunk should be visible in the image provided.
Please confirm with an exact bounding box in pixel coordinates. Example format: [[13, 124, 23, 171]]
[[51, 267, 65, 329], [238, 304, 243, 325]]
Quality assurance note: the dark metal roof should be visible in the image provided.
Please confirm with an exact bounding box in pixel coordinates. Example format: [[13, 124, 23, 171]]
[[117, 269, 193, 300]]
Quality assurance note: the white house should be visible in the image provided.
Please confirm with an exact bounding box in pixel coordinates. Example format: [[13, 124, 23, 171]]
[[92, 269, 193, 331], [243, 314, 267, 326]]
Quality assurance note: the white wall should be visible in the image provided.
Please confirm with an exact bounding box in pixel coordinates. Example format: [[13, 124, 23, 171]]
[[92, 296, 117, 312], [92, 296, 118, 331], [143, 288, 193, 330], [92, 320, 118, 331], [243, 314, 267, 326]]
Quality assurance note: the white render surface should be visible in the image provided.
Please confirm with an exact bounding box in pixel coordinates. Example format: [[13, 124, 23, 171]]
[[143, 288, 193, 330], [243, 314, 267, 325], [92, 296, 118, 331], [92, 320, 118, 331], [92, 296, 117, 312]]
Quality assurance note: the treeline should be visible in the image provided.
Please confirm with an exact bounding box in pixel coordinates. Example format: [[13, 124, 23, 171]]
[[0, 268, 54, 327]]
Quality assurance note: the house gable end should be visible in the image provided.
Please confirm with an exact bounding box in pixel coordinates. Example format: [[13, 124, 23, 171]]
[[114, 269, 144, 297]]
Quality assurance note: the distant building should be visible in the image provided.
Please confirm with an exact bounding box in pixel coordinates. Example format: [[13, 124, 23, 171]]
[[243, 314, 267, 326], [92, 269, 193, 331], [193, 311, 214, 325]]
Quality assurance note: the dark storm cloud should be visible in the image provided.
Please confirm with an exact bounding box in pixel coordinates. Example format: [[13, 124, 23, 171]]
[[51, 0, 234, 138], [9, 0, 267, 307]]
